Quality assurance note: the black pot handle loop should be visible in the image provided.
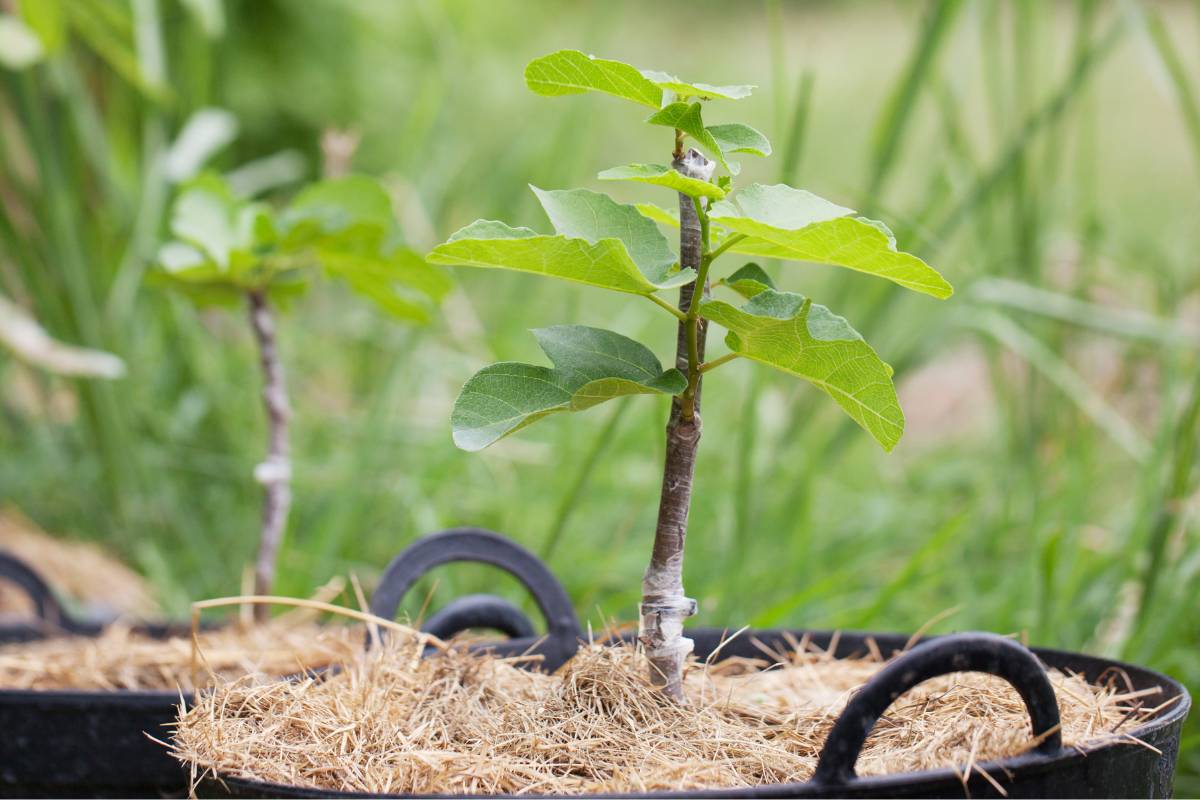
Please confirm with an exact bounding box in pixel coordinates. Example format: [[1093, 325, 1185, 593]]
[[0, 550, 71, 628], [812, 632, 1063, 786], [421, 594, 537, 641], [369, 528, 581, 670]]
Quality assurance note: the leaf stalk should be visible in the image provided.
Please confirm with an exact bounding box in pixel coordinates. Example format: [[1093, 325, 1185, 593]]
[[707, 233, 747, 262], [700, 352, 739, 373], [647, 292, 687, 321]]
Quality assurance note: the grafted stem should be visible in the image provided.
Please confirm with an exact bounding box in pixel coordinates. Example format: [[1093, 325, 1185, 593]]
[[247, 289, 292, 622], [640, 148, 714, 701]]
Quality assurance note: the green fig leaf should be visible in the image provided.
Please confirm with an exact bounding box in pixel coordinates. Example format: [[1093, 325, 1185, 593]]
[[598, 163, 725, 200], [701, 289, 904, 450], [708, 123, 771, 157], [638, 69, 754, 101], [428, 188, 690, 295], [646, 102, 736, 173], [524, 50, 662, 108], [709, 183, 952, 299], [451, 325, 686, 451], [720, 263, 775, 299]]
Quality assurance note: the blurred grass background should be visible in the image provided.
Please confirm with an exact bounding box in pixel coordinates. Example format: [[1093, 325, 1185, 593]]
[[0, 0, 1198, 789]]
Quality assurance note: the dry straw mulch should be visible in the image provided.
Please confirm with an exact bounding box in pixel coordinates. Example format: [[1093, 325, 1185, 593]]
[[0, 508, 159, 617], [173, 628, 1163, 796], [0, 616, 362, 692]]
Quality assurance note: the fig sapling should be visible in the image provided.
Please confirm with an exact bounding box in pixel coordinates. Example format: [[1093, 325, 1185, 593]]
[[153, 174, 450, 619], [429, 51, 952, 698]]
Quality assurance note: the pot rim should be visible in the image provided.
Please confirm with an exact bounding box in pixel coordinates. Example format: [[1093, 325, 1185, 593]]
[[0, 617, 230, 703], [205, 742, 1157, 800], [1, 628, 1188, 715], [0, 686, 189, 702]]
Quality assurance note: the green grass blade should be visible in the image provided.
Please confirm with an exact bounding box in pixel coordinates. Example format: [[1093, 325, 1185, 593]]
[[968, 310, 1150, 462], [932, 16, 1125, 245], [1134, 3, 1200, 175], [777, 69, 815, 186], [542, 399, 630, 561], [971, 277, 1200, 348], [865, 0, 965, 208]]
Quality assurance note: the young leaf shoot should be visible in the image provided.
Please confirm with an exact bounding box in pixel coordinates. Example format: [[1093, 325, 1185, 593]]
[[153, 174, 450, 619]]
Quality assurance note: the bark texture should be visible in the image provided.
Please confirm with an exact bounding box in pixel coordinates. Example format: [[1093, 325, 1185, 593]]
[[247, 289, 292, 621], [640, 149, 713, 701]]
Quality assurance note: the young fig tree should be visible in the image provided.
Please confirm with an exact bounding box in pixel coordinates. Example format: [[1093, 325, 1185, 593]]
[[429, 51, 953, 700], [153, 173, 450, 619]]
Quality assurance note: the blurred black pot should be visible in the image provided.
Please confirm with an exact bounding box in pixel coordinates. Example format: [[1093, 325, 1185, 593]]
[[0, 551, 200, 797]]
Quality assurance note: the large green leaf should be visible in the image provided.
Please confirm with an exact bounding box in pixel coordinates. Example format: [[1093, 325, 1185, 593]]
[[709, 184, 952, 299], [646, 102, 734, 173], [598, 163, 725, 200], [524, 50, 662, 108], [523, 50, 754, 109], [452, 325, 685, 451], [700, 289, 903, 450], [638, 70, 754, 101], [428, 188, 690, 295], [532, 187, 677, 278], [428, 222, 657, 295], [708, 123, 771, 157]]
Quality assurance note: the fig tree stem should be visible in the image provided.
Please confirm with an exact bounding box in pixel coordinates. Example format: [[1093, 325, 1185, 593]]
[[641, 148, 713, 701], [247, 289, 292, 622]]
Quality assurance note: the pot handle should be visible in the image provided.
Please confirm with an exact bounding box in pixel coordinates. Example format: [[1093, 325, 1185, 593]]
[[369, 528, 581, 670], [421, 594, 537, 641], [0, 550, 72, 629], [812, 632, 1063, 786]]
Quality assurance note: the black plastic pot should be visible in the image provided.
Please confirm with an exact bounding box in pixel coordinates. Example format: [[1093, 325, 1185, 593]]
[[0, 534, 584, 798], [0, 551, 200, 798], [200, 528, 1191, 800]]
